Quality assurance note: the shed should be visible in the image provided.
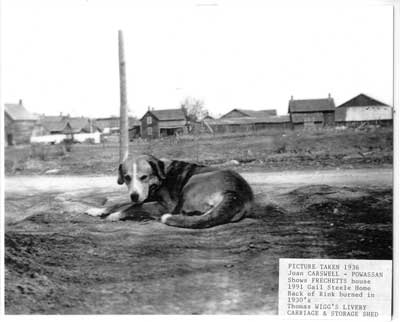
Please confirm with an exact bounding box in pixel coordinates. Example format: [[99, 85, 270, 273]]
[[4, 101, 39, 145], [204, 115, 290, 134], [221, 109, 277, 119]]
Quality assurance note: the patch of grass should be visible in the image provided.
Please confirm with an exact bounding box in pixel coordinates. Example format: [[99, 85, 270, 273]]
[[5, 127, 393, 175]]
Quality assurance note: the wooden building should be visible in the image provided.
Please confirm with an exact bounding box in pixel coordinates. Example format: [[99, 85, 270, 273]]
[[335, 93, 392, 126], [128, 118, 141, 140], [141, 108, 187, 139], [95, 117, 120, 134], [4, 100, 39, 145], [221, 108, 277, 119], [204, 115, 290, 134], [288, 94, 336, 129]]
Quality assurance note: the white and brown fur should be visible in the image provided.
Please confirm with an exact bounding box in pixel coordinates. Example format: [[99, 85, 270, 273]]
[[86, 155, 253, 229]]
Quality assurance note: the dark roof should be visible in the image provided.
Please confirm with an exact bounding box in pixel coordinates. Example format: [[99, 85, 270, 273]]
[[142, 108, 186, 121], [67, 117, 91, 132], [129, 117, 141, 127], [41, 120, 68, 132], [40, 115, 65, 122], [39, 116, 101, 133], [289, 98, 335, 113], [237, 109, 277, 117], [4, 103, 39, 121], [38, 115, 67, 132], [221, 108, 277, 118], [205, 115, 290, 126], [337, 93, 389, 108]]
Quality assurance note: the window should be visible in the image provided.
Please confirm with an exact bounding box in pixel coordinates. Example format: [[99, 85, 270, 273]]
[[147, 116, 152, 124], [147, 127, 153, 136]]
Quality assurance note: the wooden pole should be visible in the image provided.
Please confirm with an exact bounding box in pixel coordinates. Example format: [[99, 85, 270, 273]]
[[118, 30, 129, 164]]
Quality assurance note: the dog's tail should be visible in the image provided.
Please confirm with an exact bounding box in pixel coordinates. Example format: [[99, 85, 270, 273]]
[[160, 192, 252, 229]]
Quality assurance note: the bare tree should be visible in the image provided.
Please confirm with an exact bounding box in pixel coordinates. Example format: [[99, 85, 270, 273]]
[[180, 97, 208, 122]]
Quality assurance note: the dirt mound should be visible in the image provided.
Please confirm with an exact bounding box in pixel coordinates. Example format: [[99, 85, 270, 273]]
[[5, 183, 392, 314]]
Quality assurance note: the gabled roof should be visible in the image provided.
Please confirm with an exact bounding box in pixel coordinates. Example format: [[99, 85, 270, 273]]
[[221, 108, 277, 118], [142, 108, 186, 121], [41, 120, 68, 132], [68, 117, 91, 132], [4, 103, 39, 121], [337, 93, 389, 108], [237, 109, 277, 117], [129, 117, 141, 127], [205, 115, 290, 125], [289, 98, 335, 113]]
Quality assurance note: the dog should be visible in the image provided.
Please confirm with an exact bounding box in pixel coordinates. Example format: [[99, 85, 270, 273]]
[[86, 155, 253, 229]]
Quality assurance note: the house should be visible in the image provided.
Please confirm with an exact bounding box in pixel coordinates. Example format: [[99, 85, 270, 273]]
[[221, 108, 277, 119], [31, 115, 102, 144], [288, 94, 336, 129], [4, 100, 39, 145], [66, 117, 101, 134], [95, 117, 120, 134], [204, 115, 291, 134], [128, 118, 141, 140], [335, 93, 392, 126], [35, 115, 100, 136], [34, 115, 67, 135], [141, 108, 187, 139]]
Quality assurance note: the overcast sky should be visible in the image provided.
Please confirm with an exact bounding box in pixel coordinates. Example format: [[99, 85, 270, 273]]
[[1, 0, 394, 118]]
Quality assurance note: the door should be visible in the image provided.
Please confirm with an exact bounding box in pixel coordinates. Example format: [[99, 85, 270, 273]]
[[7, 133, 13, 146]]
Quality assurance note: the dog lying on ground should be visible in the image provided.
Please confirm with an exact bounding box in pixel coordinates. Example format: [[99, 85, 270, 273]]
[[86, 155, 253, 229]]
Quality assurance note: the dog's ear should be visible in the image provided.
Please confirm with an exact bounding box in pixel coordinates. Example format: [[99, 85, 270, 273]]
[[117, 163, 125, 185], [149, 158, 166, 180]]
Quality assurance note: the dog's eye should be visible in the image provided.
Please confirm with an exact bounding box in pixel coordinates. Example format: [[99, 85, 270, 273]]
[[124, 175, 131, 181], [140, 175, 148, 181]]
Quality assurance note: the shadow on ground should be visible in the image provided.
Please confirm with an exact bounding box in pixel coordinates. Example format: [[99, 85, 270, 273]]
[[5, 184, 392, 314]]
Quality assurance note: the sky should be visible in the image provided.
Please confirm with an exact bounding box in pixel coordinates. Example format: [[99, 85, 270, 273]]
[[1, 0, 394, 118]]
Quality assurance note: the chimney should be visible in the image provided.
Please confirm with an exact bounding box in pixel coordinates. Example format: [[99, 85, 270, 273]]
[[328, 93, 331, 99], [291, 95, 293, 101], [19, 99, 23, 106], [148, 106, 151, 111]]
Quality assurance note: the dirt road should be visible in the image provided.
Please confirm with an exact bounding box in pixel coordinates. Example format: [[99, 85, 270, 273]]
[[5, 168, 393, 314]]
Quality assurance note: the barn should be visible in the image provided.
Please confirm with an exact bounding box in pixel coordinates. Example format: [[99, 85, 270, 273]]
[[335, 93, 392, 126], [4, 101, 39, 146], [221, 108, 277, 119], [288, 95, 336, 129], [141, 108, 187, 139], [95, 117, 120, 134], [204, 115, 291, 134]]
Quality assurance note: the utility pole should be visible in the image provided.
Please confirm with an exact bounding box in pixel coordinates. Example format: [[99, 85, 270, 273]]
[[118, 30, 129, 164]]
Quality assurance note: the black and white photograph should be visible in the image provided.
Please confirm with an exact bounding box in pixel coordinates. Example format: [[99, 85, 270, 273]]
[[1, 0, 397, 316]]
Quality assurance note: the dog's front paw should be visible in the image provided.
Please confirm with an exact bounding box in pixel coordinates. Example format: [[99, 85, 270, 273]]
[[85, 207, 106, 217], [161, 213, 173, 224], [105, 212, 122, 221]]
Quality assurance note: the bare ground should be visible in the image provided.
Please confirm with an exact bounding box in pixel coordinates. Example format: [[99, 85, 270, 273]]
[[4, 169, 393, 314]]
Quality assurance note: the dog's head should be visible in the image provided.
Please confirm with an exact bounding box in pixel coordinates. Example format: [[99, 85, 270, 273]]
[[117, 155, 166, 204]]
